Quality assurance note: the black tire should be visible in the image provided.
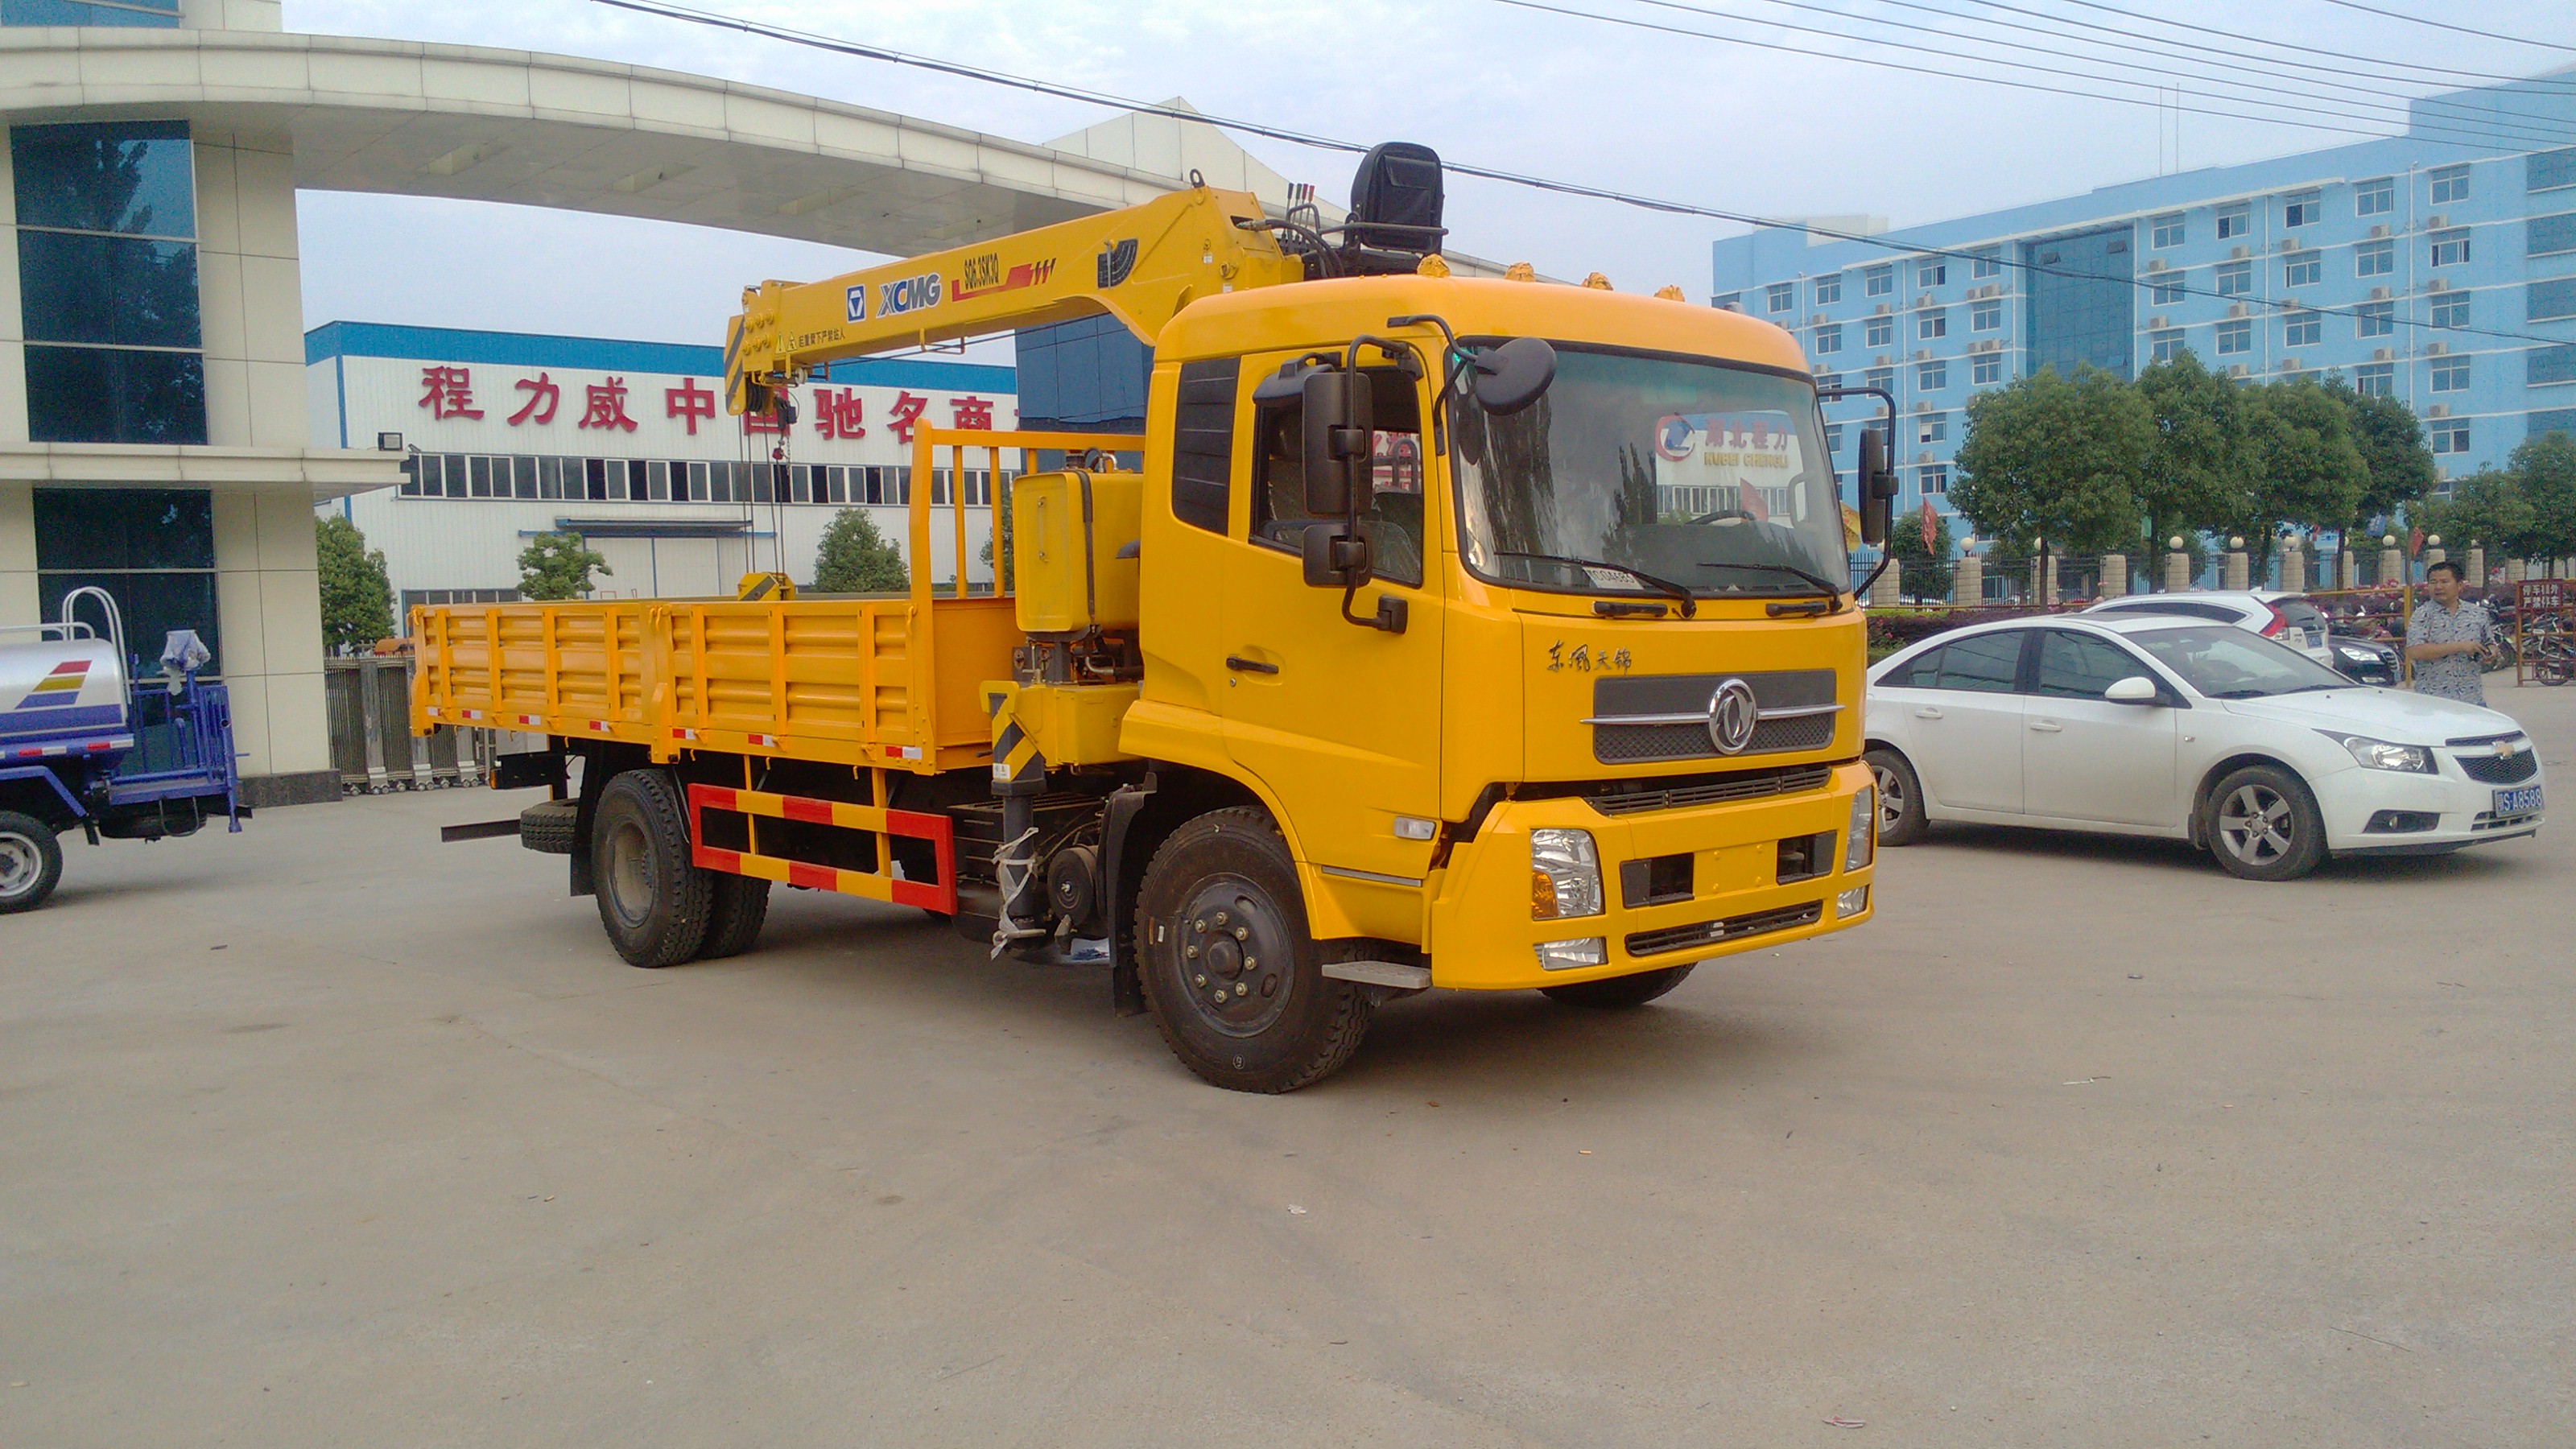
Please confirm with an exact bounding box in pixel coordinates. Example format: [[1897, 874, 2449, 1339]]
[[2203, 764, 2328, 881], [698, 873, 771, 959], [1134, 807, 1373, 1093], [1541, 963, 1695, 1009], [1865, 746, 1930, 847], [590, 770, 714, 967], [0, 810, 64, 914], [519, 799, 579, 855]]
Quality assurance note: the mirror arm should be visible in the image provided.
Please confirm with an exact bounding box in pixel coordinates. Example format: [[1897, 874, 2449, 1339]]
[[1388, 314, 1459, 457], [1340, 584, 1408, 634]]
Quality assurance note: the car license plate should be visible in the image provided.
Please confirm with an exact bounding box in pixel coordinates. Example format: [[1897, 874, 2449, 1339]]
[[2494, 785, 2543, 818]]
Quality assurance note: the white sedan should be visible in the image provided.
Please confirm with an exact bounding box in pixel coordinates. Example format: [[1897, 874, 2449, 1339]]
[[1864, 614, 2545, 880]]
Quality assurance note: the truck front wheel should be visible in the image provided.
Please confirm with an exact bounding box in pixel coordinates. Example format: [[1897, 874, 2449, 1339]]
[[591, 770, 713, 968], [0, 810, 64, 914], [1134, 807, 1373, 1092]]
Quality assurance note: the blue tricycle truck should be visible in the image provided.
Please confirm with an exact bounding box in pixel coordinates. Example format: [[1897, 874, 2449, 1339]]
[[0, 586, 242, 913]]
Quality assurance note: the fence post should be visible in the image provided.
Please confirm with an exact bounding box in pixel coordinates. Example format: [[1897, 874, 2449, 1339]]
[[2165, 537, 2190, 592], [2467, 544, 2485, 584], [2380, 538, 2404, 588], [2278, 543, 2304, 595], [1869, 558, 1901, 608], [1954, 551, 1981, 605], [2100, 552, 2127, 598]]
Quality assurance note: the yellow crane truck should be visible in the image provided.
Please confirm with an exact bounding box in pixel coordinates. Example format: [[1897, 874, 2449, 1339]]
[[413, 144, 1901, 1092]]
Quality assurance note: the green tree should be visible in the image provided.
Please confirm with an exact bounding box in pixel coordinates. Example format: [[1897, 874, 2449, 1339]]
[[2134, 349, 2241, 558], [2326, 377, 2438, 537], [2228, 380, 2367, 565], [518, 531, 609, 601], [2418, 466, 2533, 575], [1951, 363, 2152, 556], [2510, 431, 2576, 572], [315, 514, 394, 652], [813, 508, 910, 592], [1886, 506, 1954, 602]]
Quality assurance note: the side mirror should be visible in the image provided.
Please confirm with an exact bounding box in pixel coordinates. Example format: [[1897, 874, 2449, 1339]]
[[1856, 427, 1896, 546], [1470, 336, 1556, 415], [2104, 675, 2161, 704], [1302, 523, 1373, 589], [1300, 369, 1373, 518]]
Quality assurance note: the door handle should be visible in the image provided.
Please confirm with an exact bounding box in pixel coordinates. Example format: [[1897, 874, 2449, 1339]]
[[1913, 707, 1943, 720], [2029, 720, 2062, 733], [1224, 654, 1279, 675]]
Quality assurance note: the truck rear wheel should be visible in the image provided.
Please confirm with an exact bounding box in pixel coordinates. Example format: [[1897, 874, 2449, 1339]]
[[0, 810, 64, 914], [1134, 807, 1373, 1093], [591, 770, 713, 968], [697, 874, 770, 960]]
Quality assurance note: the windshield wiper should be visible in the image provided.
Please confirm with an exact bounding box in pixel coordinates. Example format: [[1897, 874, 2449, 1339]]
[[1697, 559, 1847, 601], [1493, 551, 1697, 617]]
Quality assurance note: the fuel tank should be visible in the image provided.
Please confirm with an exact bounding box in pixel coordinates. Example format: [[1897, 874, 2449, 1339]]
[[0, 634, 130, 743]]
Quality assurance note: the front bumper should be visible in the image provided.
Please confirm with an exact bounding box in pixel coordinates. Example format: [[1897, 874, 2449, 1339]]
[[2318, 753, 2545, 854], [1424, 761, 1876, 990]]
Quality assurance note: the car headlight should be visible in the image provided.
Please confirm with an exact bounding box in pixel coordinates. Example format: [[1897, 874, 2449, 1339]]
[[1530, 828, 1604, 919], [1844, 785, 1875, 871], [2336, 645, 2378, 662], [2322, 733, 2435, 774]]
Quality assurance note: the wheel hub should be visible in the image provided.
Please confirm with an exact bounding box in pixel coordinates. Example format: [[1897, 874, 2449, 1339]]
[[0, 834, 36, 897], [1176, 883, 1290, 1036], [605, 819, 654, 925], [2219, 786, 2291, 863]]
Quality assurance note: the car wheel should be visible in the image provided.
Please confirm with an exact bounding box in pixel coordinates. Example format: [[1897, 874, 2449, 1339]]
[[1134, 807, 1373, 1093], [0, 810, 65, 914], [1542, 963, 1695, 1009], [1864, 747, 1930, 847], [2203, 765, 2327, 881], [590, 770, 715, 967]]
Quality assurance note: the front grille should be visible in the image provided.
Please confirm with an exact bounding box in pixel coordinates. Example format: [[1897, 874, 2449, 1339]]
[[2456, 748, 2537, 785], [1587, 764, 1835, 817], [1625, 900, 1822, 958], [1590, 670, 1839, 765]]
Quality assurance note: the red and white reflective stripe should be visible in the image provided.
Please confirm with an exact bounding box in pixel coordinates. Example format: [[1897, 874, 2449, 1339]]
[[585, 720, 612, 734], [424, 705, 442, 719], [512, 713, 544, 728], [890, 745, 924, 762], [749, 733, 780, 749], [459, 708, 485, 721], [671, 727, 699, 742]]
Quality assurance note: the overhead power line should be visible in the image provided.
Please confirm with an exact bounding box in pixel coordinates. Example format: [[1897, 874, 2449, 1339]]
[[1488, 0, 2576, 151], [1679, 0, 2576, 148], [1599, 0, 2576, 152], [2318, 0, 2576, 56], [2035, 0, 2576, 89], [582, 0, 2576, 353]]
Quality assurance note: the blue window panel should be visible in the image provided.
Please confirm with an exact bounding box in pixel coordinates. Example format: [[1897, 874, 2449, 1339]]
[[2536, 148, 2576, 194], [2532, 409, 2576, 440], [2530, 212, 2576, 258], [23, 345, 206, 444], [2533, 344, 2576, 387], [32, 486, 212, 570], [2023, 226, 2134, 382], [10, 120, 194, 237], [17, 231, 199, 347], [2533, 278, 2576, 323], [2, 0, 182, 24]]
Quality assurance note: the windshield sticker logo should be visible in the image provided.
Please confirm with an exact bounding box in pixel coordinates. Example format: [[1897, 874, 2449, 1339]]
[[1546, 642, 1633, 674], [1652, 409, 1806, 525], [877, 272, 943, 318]]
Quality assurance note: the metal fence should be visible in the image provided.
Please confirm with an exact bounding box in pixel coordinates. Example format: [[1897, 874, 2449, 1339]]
[[325, 656, 504, 793]]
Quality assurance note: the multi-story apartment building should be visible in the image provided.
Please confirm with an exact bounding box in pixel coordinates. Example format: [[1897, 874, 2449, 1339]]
[[1711, 68, 2576, 543]]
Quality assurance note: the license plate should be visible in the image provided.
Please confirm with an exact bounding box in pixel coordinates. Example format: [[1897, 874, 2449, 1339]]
[[2494, 785, 2544, 818]]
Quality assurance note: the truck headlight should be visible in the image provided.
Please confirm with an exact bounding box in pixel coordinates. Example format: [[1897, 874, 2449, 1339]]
[[1844, 785, 1876, 871], [2323, 733, 2434, 774], [1530, 828, 1604, 919], [1535, 936, 1608, 970]]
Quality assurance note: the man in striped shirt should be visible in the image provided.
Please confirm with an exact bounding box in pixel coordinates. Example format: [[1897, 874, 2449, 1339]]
[[2405, 559, 2496, 706]]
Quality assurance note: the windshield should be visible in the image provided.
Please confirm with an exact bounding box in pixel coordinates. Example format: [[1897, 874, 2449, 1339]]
[[2130, 625, 2352, 698], [1449, 346, 1848, 598]]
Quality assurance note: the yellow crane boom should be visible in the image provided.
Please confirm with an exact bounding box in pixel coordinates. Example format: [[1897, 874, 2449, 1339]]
[[724, 185, 1304, 416]]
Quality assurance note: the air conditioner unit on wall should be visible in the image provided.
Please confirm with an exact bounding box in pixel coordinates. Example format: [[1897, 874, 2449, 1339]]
[[2227, 363, 2248, 378], [2427, 341, 2446, 354], [2370, 287, 2389, 301], [2228, 303, 2246, 318], [2145, 258, 2165, 272], [2150, 316, 2169, 329], [2429, 404, 2448, 417], [1812, 314, 1828, 326], [1874, 302, 1891, 315], [2231, 245, 2248, 259], [2281, 358, 2301, 372], [2277, 239, 2297, 252], [2374, 348, 2392, 361], [2370, 224, 2388, 239], [2426, 278, 2448, 292], [2426, 214, 2446, 229]]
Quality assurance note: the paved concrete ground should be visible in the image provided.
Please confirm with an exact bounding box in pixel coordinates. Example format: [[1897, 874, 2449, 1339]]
[[4, 683, 2570, 1448]]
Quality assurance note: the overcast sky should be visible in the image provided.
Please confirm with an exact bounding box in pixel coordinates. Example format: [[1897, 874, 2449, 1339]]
[[289, 0, 2576, 353]]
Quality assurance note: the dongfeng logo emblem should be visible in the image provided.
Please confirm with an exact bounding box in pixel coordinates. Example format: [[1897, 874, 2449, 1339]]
[[1707, 678, 1761, 755]]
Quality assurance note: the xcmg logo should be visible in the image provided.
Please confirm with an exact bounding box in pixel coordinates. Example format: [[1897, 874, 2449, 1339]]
[[844, 283, 869, 323], [877, 272, 943, 317]]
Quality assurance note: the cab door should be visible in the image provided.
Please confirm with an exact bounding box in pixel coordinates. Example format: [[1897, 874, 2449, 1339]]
[[1218, 352, 1445, 883]]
